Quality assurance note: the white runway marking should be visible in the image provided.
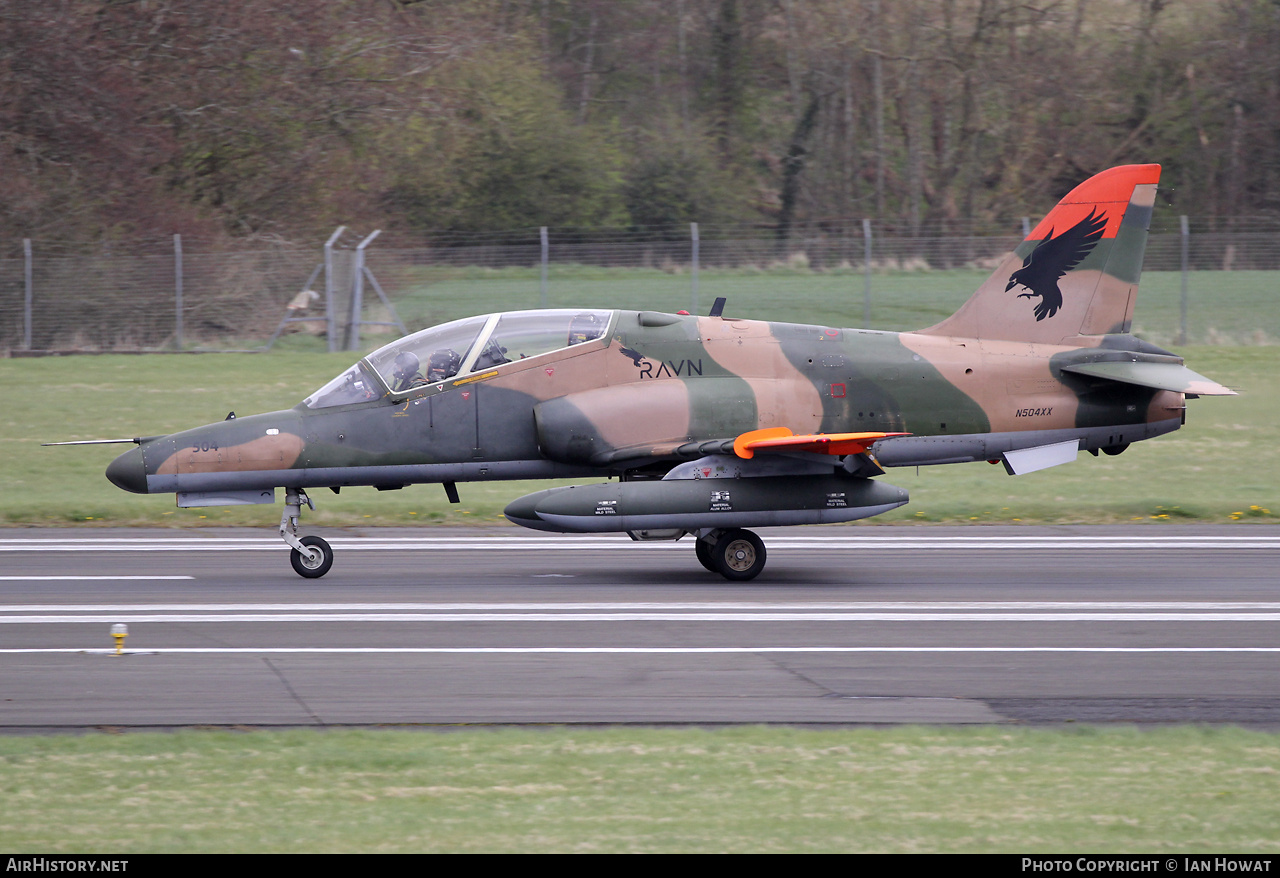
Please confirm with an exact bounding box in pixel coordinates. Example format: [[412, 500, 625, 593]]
[[6, 603, 1275, 655], [8, 601, 1280, 611], [4, 601, 1280, 623], [7, 646, 1280, 655], [5, 611, 1280, 623], [0, 576, 194, 581], [1, 534, 1278, 551]]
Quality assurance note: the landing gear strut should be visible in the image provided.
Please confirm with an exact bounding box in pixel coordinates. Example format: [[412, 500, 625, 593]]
[[696, 528, 768, 581], [281, 488, 333, 578]]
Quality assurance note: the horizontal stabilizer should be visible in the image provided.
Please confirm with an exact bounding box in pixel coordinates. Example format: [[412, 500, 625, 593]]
[[733, 427, 908, 459], [1059, 361, 1236, 396]]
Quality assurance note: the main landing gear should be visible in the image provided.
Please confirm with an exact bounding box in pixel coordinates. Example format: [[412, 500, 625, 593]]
[[695, 528, 767, 581], [281, 488, 333, 578], [276, 489, 769, 582]]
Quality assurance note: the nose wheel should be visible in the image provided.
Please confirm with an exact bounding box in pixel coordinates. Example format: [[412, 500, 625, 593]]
[[280, 488, 333, 578], [697, 528, 767, 581], [290, 535, 333, 579]]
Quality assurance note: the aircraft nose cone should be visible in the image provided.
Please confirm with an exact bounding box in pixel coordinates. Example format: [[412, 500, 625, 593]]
[[106, 445, 148, 494]]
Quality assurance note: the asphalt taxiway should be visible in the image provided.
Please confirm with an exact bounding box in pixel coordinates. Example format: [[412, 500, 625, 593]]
[[2, 525, 1278, 729]]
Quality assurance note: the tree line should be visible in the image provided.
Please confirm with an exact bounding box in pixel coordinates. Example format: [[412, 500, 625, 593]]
[[2, 0, 1276, 250]]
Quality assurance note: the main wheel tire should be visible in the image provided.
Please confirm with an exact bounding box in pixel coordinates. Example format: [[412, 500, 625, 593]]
[[695, 538, 718, 572], [290, 535, 333, 579], [712, 529, 766, 581]]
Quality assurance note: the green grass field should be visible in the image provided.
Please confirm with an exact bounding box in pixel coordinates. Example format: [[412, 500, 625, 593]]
[[7, 344, 1275, 527], [2, 725, 1278, 853]]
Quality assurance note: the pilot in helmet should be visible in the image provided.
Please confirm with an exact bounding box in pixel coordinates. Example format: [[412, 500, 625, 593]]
[[474, 338, 511, 369], [391, 351, 423, 392], [568, 311, 604, 345], [426, 348, 462, 382]]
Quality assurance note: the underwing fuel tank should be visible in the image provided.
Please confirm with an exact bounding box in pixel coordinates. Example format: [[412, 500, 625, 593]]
[[504, 475, 908, 534]]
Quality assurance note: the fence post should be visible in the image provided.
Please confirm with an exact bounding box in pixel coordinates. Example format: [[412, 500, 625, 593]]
[[324, 226, 345, 354], [173, 234, 184, 351], [345, 230, 381, 351], [1179, 215, 1189, 345], [862, 219, 872, 327], [690, 222, 700, 315], [1021, 217, 1031, 239], [22, 238, 32, 350], [540, 227, 549, 308]]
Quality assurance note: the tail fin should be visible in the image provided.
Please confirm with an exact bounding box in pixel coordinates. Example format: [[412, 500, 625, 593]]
[[920, 164, 1161, 343]]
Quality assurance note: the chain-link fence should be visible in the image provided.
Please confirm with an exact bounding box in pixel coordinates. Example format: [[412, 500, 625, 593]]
[[0, 236, 319, 353], [3, 217, 1278, 355]]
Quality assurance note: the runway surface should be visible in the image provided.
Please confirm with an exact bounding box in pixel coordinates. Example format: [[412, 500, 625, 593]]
[[2, 524, 1278, 729]]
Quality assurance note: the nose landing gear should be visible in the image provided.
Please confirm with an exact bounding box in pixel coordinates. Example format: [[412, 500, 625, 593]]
[[280, 488, 333, 578]]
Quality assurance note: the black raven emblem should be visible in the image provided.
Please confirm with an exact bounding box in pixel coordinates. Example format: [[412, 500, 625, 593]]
[[1005, 208, 1108, 321], [619, 346, 646, 367]]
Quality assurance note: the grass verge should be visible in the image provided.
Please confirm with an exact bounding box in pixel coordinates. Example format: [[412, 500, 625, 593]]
[[2, 725, 1277, 853]]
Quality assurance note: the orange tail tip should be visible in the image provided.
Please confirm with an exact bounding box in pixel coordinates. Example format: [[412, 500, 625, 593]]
[[734, 427, 909, 459], [1027, 164, 1162, 241]]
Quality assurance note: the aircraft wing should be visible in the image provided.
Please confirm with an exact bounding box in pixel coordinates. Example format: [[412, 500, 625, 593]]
[[733, 427, 907, 459], [1058, 361, 1236, 396]]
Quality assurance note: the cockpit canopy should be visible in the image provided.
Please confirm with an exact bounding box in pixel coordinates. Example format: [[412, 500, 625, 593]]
[[304, 309, 612, 409]]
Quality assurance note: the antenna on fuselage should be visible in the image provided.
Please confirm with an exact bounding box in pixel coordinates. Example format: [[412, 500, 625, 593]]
[[708, 297, 726, 318]]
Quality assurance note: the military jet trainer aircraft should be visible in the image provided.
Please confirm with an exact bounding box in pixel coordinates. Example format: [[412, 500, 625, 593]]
[[89, 164, 1233, 580]]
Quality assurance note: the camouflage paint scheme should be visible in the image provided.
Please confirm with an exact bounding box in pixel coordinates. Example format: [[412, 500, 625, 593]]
[[102, 164, 1233, 578]]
